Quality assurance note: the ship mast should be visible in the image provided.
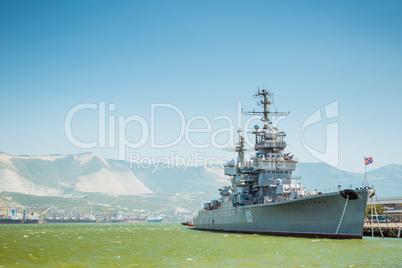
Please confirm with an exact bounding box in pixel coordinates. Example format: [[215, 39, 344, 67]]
[[235, 129, 245, 169], [258, 89, 271, 123], [243, 88, 289, 123]]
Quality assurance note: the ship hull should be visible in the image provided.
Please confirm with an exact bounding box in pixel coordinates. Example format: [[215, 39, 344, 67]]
[[194, 189, 373, 239], [44, 219, 97, 223], [0, 219, 23, 224], [146, 219, 163, 223]]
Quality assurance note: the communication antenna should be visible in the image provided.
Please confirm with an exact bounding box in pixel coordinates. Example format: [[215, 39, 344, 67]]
[[242, 87, 289, 122]]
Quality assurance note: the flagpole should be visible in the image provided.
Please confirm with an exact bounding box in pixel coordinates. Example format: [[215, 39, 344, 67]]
[[365, 156, 374, 235], [364, 156, 371, 187], [365, 156, 367, 185]]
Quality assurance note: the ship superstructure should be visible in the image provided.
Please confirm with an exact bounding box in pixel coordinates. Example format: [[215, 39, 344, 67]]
[[194, 89, 374, 238]]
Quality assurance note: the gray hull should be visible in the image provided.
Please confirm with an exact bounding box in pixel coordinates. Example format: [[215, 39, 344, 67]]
[[194, 189, 373, 239]]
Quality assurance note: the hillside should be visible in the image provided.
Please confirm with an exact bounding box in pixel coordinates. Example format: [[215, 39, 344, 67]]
[[0, 152, 400, 201], [0, 152, 151, 196], [0, 191, 202, 216], [128, 162, 401, 198], [295, 163, 402, 197]]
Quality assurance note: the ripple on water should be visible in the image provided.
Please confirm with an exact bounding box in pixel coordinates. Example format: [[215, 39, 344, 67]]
[[1, 223, 402, 266]]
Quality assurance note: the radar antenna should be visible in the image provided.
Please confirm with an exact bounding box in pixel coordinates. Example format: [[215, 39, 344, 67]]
[[242, 87, 289, 122]]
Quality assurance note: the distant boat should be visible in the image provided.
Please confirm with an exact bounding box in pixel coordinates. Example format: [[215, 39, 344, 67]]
[[0, 217, 22, 224], [125, 211, 147, 223], [124, 217, 147, 223], [25, 218, 43, 224], [146, 218, 163, 223], [0, 215, 42, 224], [111, 218, 124, 223], [181, 220, 193, 226], [0, 210, 23, 224], [45, 218, 97, 223]]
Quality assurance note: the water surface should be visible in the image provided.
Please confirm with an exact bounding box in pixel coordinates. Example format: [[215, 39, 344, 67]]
[[1, 223, 401, 267]]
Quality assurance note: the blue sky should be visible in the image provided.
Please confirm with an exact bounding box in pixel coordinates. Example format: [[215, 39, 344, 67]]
[[1, 0, 401, 172]]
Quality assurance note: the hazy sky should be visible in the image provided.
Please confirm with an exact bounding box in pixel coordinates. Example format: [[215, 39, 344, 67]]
[[1, 0, 401, 172]]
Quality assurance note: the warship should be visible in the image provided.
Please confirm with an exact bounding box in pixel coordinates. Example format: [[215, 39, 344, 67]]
[[194, 89, 374, 239]]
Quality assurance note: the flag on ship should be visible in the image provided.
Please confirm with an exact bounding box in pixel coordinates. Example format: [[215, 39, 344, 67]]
[[365, 157, 373, 165]]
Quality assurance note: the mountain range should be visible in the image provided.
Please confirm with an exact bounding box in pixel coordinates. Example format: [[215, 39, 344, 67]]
[[0, 152, 151, 196], [0, 152, 400, 209]]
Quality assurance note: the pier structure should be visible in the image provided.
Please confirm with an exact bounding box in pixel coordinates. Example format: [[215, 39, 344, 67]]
[[363, 223, 402, 238]]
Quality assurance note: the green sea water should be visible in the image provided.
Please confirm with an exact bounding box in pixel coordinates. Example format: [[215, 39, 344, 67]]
[[0, 223, 401, 267]]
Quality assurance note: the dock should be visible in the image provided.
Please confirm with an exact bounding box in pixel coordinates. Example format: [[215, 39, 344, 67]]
[[363, 223, 402, 238]]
